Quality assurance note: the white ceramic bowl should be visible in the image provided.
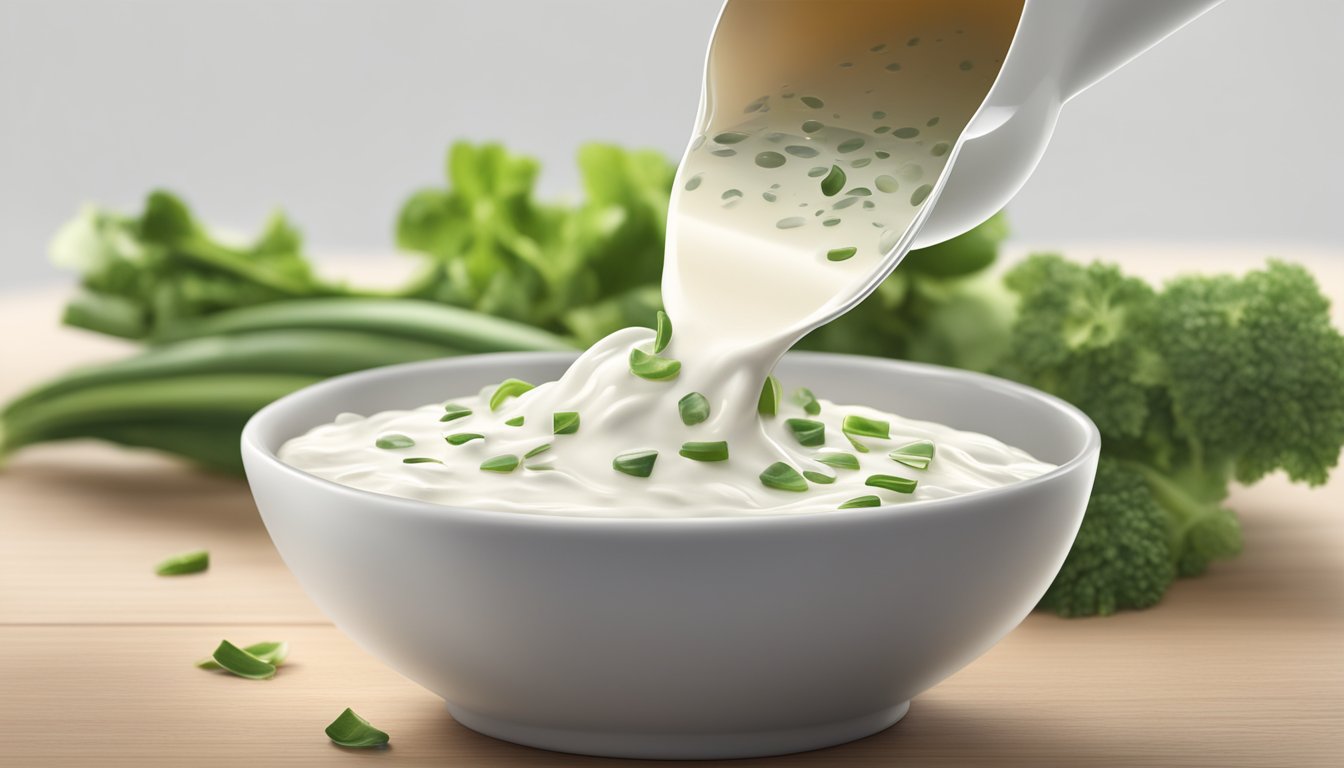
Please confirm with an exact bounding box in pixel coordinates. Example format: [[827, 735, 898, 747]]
[[242, 352, 1099, 759]]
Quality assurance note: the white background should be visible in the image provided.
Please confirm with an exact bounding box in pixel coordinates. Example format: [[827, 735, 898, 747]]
[[1, 0, 1340, 289]]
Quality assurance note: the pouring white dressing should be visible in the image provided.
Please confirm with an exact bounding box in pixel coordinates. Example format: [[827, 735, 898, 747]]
[[280, 0, 1054, 516]]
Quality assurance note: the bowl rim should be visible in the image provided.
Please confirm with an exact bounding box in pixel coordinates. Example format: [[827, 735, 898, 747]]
[[241, 351, 1100, 530]]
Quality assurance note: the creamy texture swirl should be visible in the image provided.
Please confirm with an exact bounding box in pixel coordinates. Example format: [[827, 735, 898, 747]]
[[279, 328, 1054, 517]]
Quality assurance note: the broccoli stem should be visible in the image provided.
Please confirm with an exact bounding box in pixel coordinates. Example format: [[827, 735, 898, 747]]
[[1119, 460, 1223, 563]]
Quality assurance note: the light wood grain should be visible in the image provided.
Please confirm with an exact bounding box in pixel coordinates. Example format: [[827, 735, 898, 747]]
[[2, 249, 1342, 766]]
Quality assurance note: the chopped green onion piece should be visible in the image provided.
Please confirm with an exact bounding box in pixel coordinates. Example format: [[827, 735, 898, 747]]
[[889, 440, 935, 470], [553, 411, 581, 435], [198, 641, 287, 670], [489, 378, 534, 411], [504, 416, 525, 427], [402, 457, 442, 464], [678, 392, 711, 425], [842, 414, 890, 439], [821, 165, 847, 196], [654, 310, 673, 354], [210, 640, 276, 680], [793, 388, 821, 415], [629, 348, 682, 381], [785, 418, 826, 447], [866, 474, 918, 494], [524, 443, 551, 459], [679, 441, 729, 462], [325, 708, 389, 749], [826, 247, 858, 262], [480, 455, 520, 473], [839, 495, 882, 509], [847, 434, 871, 453], [445, 433, 484, 445], [757, 376, 782, 416], [375, 434, 415, 449], [613, 450, 658, 478], [525, 463, 555, 471], [803, 470, 835, 484], [441, 403, 471, 422], [154, 549, 208, 576], [816, 452, 861, 470], [759, 462, 808, 492]]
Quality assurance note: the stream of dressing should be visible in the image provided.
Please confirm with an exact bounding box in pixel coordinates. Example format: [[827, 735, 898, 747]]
[[281, 1, 1052, 517]]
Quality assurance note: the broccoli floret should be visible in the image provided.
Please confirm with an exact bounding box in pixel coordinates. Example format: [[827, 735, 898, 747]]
[[1001, 256, 1344, 616], [1039, 459, 1174, 617], [1151, 262, 1344, 486], [999, 254, 1160, 438]]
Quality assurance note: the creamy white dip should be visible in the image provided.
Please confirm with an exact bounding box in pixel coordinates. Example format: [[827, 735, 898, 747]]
[[279, 6, 1052, 516]]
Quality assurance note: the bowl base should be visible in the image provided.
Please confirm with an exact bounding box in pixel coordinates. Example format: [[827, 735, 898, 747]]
[[444, 700, 910, 760]]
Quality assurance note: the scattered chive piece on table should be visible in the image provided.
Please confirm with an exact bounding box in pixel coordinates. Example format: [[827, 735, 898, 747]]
[[197, 641, 287, 670], [210, 640, 277, 680], [757, 375, 782, 416], [613, 450, 658, 478], [375, 434, 415, 449], [678, 392, 711, 425], [441, 403, 471, 422], [679, 441, 729, 462], [785, 418, 826, 447], [524, 443, 551, 459], [803, 470, 835, 484], [759, 462, 808, 492], [839, 495, 882, 509], [889, 440, 935, 470], [793, 388, 821, 415], [154, 549, 209, 576], [402, 457, 443, 465], [504, 416, 525, 427], [553, 411, 581, 435], [821, 165, 846, 196], [842, 414, 890, 439], [325, 708, 390, 749], [816, 452, 861, 470], [629, 348, 682, 381], [480, 455, 520, 473], [826, 247, 857, 262], [654, 310, 673, 354], [866, 474, 918, 494], [445, 433, 484, 446], [489, 378, 534, 411]]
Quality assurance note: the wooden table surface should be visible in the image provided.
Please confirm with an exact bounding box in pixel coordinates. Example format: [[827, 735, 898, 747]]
[[2, 248, 1342, 767]]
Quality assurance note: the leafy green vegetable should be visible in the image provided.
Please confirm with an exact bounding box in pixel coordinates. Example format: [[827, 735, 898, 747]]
[[154, 549, 209, 576], [793, 388, 821, 415], [325, 708, 389, 748], [838, 495, 881, 509], [489, 378, 535, 410], [397, 142, 674, 344], [50, 190, 352, 340], [865, 474, 917, 494]]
